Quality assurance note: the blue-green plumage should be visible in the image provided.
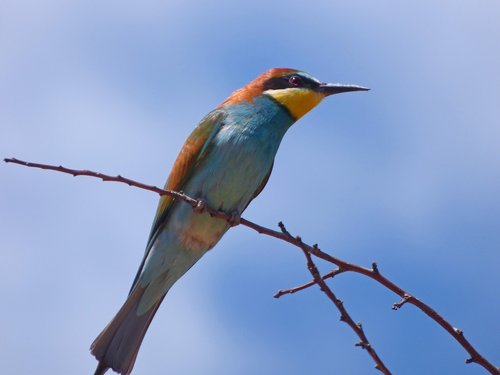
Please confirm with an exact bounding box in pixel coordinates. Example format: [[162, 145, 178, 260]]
[[136, 96, 294, 313], [91, 68, 367, 375], [91, 93, 295, 375]]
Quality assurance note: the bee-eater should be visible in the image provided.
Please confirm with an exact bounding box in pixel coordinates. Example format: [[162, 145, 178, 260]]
[[91, 68, 368, 375]]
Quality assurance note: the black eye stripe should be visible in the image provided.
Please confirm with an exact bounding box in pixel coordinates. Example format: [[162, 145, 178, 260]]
[[263, 76, 290, 90], [264, 74, 319, 91]]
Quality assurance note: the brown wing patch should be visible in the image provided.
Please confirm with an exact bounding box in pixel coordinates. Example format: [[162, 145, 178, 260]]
[[129, 110, 226, 292], [151, 110, 226, 231], [153, 133, 208, 224]]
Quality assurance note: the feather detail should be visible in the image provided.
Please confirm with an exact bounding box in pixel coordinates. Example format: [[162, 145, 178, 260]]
[[151, 110, 226, 236], [129, 110, 226, 292], [91, 285, 163, 375]]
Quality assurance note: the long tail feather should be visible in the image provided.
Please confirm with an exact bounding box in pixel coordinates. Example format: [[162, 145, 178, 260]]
[[90, 285, 163, 375], [94, 361, 109, 375]]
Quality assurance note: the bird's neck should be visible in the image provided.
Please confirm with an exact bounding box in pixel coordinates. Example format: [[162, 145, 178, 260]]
[[223, 95, 295, 135], [218, 96, 295, 159]]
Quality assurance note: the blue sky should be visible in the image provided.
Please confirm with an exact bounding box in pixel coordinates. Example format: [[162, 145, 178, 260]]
[[1, 1, 499, 374]]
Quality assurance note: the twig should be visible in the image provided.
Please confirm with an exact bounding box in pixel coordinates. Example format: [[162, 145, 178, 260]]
[[274, 263, 381, 298], [260, 222, 499, 375], [273, 268, 344, 298], [3, 158, 228, 220], [5, 157, 499, 375], [281, 226, 391, 374]]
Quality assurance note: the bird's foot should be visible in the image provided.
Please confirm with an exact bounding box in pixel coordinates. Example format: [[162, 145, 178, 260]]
[[194, 199, 207, 213], [228, 210, 241, 227]]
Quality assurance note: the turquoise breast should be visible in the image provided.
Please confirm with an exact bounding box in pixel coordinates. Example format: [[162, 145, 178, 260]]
[[166, 95, 295, 253]]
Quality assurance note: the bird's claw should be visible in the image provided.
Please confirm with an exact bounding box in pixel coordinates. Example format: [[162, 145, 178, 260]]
[[194, 199, 207, 213], [228, 210, 241, 227]]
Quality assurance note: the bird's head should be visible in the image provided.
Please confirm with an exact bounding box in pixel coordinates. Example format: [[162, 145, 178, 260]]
[[220, 68, 368, 120]]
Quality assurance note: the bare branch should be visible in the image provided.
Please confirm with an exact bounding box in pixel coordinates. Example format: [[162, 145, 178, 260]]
[[5, 157, 499, 375], [262, 222, 499, 374], [273, 268, 345, 298], [296, 236, 391, 374]]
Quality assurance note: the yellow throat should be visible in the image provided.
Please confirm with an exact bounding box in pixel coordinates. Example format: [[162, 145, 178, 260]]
[[265, 88, 324, 120]]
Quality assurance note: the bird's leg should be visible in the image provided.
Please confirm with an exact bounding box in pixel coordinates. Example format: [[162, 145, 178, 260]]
[[228, 210, 241, 227]]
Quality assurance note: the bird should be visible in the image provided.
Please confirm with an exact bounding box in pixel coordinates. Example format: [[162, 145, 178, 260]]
[[90, 68, 368, 375]]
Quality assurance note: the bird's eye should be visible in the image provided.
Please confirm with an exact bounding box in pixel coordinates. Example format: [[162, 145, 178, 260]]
[[289, 75, 303, 87]]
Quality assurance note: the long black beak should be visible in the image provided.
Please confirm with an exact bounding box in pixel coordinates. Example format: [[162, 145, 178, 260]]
[[318, 83, 370, 96]]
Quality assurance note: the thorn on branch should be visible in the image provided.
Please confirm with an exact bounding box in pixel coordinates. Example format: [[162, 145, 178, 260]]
[[278, 221, 292, 237], [465, 357, 482, 365], [392, 294, 411, 310], [356, 341, 370, 350]]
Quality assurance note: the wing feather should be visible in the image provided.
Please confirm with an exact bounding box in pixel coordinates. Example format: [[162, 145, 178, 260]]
[[129, 109, 226, 291]]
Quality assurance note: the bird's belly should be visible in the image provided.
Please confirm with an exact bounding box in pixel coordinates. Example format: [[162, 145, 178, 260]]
[[167, 205, 226, 252]]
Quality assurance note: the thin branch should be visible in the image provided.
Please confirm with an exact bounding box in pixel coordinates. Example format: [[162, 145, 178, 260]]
[[273, 268, 345, 298], [3, 158, 228, 221], [278, 225, 390, 374], [255, 222, 499, 374], [5, 157, 499, 375]]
